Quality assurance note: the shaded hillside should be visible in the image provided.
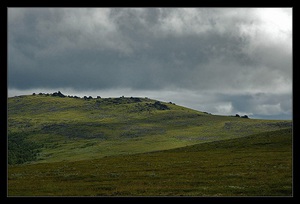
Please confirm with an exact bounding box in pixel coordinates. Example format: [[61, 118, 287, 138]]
[[8, 128, 292, 196]]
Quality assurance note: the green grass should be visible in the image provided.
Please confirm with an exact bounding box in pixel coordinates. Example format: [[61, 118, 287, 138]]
[[8, 128, 292, 196], [7, 94, 292, 196], [8, 95, 292, 163]]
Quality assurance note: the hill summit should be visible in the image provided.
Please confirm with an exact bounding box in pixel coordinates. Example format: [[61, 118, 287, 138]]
[[8, 92, 291, 164]]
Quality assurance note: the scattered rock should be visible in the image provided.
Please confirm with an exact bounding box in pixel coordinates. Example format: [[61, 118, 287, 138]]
[[52, 91, 66, 98]]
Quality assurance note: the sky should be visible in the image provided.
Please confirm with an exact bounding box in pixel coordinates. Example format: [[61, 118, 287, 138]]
[[8, 8, 293, 120]]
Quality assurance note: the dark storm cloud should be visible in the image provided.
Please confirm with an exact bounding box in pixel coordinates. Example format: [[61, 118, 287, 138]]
[[8, 8, 292, 119]]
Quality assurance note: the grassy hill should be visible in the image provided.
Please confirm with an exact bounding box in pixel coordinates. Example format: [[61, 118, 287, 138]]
[[8, 93, 291, 164], [7, 93, 292, 196], [8, 128, 292, 196]]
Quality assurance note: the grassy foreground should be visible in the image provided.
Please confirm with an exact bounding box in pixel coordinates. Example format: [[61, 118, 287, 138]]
[[8, 128, 292, 196]]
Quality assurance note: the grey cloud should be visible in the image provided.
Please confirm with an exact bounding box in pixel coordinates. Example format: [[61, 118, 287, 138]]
[[9, 8, 291, 91], [212, 92, 292, 118]]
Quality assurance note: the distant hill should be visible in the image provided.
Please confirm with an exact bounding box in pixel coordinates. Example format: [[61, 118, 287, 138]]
[[8, 92, 292, 164]]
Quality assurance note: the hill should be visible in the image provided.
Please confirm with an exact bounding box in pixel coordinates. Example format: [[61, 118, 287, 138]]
[[8, 128, 292, 196], [8, 93, 291, 164], [8, 93, 292, 196]]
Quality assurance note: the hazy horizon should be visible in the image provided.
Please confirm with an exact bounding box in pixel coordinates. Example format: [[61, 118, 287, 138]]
[[7, 87, 292, 120]]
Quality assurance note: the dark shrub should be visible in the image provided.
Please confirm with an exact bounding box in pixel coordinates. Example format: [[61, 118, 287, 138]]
[[8, 132, 42, 165], [130, 97, 141, 103], [154, 101, 169, 110], [52, 91, 65, 98]]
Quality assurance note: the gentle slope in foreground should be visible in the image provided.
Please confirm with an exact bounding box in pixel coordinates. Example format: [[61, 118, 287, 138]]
[[8, 128, 292, 196]]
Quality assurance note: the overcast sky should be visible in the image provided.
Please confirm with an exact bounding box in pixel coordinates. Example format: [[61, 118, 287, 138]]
[[8, 8, 292, 119]]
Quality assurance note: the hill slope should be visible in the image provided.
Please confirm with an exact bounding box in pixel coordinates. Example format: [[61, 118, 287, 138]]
[[8, 93, 292, 164], [8, 128, 292, 196]]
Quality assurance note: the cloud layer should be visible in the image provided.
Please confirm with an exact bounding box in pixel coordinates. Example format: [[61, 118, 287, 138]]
[[8, 8, 292, 119]]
